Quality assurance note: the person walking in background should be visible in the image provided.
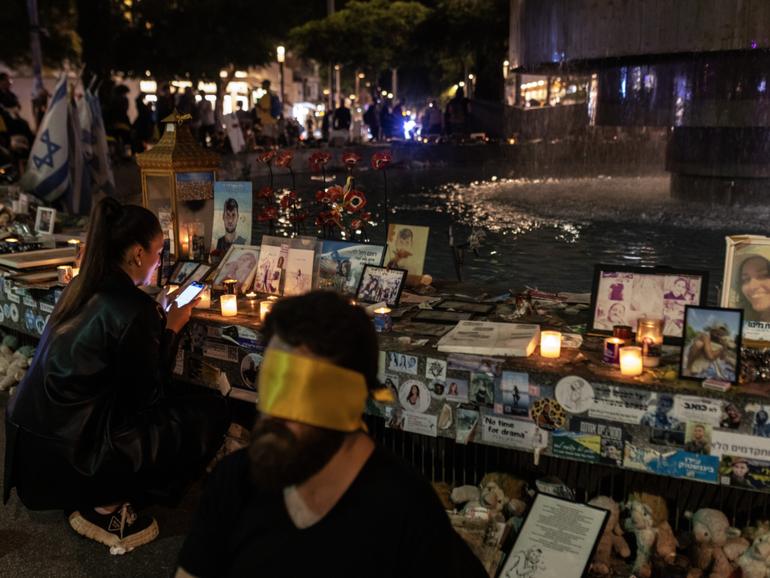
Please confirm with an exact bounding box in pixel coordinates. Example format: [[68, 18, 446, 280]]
[[445, 87, 469, 136], [256, 80, 279, 145], [132, 94, 155, 154], [333, 99, 351, 132], [379, 101, 392, 140], [197, 91, 215, 146], [363, 102, 379, 141], [155, 84, 175, 128]]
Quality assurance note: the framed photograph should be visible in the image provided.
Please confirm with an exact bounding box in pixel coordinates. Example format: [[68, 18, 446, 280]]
[[589, 264, 708, 343], [188, 263, 213, 283], [498, 493, 608, 578], [168, 261, 200, 285], [34, 206, 56, 235], [721, 235, 770, 345], [318, 240, 386, 296], [211, 181, 252, 255], [355, 265, 407, 306], [210, 244, 260, 292], [412, 310, 473, 324], [679, 305, 742, 384], [385, 224, 429, 277], [435, 299, 495, 314], [283, 247, 315, 296]]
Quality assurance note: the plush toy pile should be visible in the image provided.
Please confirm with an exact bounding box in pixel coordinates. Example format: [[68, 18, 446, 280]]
[[432, 475, 770, 578], [0, 335, 33, 392]]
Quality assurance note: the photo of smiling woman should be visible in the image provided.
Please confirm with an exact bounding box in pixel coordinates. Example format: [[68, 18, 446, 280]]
[[722, 237, 770, 342], [738, 255, 770, 322]]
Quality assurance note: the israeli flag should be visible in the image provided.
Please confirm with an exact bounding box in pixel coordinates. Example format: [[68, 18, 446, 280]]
[[85, 89, 115, 197], [26, 74, 70, 202]]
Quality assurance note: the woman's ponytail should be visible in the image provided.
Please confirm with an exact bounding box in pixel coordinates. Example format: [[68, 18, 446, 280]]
[[50, 198, 161, 328]]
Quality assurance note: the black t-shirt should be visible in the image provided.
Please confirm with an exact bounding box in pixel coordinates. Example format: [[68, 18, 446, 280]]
[[178, 446, 488, 578]]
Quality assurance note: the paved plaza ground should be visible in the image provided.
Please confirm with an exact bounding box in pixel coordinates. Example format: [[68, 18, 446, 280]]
[[0, 395, 208, 578]]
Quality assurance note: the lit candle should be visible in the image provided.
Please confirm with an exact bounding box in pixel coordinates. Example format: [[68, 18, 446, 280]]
[[223, 279, 238, 295], [619, 346, 643, 377], [5, 238, 18, 243], [602, 337, 624, 365], [260, 299, 275, 322], [245, 291, 258, 312], [67, 238, 83, 268], [167, 284, 180, 295], [71, 267, 80, 277], [57, 265, 73, 284], [636, 319, 664, 368], [220, 294, 238, 317], [540, 330, 562, 358], [373, 306, 392, 333], [195, 285, 211, 309]]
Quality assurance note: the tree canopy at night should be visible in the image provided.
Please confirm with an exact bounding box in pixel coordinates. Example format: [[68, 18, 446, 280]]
[[2, 0, 508, 100]]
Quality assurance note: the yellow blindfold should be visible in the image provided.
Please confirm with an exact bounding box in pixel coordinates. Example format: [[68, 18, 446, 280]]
[[258, 349, 393, 432]]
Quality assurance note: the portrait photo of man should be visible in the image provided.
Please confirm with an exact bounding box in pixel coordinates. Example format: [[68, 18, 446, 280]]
[[216, 198, 247, 253], [212, 181, 252, 256]]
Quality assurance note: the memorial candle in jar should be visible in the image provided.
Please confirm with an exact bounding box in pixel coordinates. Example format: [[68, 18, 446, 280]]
[[540, 330, 562, 358], [619, 346, 643, 376], [636, 319, 663, 368], [602, 337, 624, 365], [220, 294, 238, 317]]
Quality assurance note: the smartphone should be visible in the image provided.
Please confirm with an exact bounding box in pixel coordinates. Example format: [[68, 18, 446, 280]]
[[173, 281, 206, 308]]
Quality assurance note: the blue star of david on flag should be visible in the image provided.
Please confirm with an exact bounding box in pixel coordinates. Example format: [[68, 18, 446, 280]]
[[32, 129, 61, 170]]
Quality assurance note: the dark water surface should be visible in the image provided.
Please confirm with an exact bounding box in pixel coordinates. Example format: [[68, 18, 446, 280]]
[[345, 171, 769, 302]]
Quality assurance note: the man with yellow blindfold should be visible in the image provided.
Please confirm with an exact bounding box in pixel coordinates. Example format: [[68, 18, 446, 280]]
[[176, 291, 486, 578]]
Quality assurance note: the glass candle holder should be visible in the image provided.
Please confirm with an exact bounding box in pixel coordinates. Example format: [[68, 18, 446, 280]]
[[195, 285, 211, 309], [540, 330, 562, 358], [636, 318, 664, 368], [220, 294, 238, 317], [620, 346, 643, 377], [373, 307, 392, 333], [260, 299, 275, 322], [223, 279, 238, 295], [612, 324, 633, 343], [602, 337, 624, 365]]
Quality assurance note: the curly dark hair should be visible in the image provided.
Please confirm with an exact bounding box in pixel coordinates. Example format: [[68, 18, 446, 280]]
[[262, 290, 380, 391]]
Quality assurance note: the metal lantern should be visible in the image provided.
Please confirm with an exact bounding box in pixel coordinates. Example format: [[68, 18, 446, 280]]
[[135, 110, 219, 257]]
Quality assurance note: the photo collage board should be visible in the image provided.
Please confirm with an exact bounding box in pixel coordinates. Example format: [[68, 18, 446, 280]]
[[365, 343, 770, 492]]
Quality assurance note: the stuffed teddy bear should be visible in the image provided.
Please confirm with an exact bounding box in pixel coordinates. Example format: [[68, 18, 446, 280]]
[[685, 508, 748, 578], [624, 492, 678, 578], [738, 531, 770, 578], [588, 496, 631, 575], [450, 472, 528, 524]]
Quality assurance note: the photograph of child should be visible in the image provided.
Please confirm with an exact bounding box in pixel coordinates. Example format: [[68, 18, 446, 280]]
[[385, 224, 429, 276], [593, 270, 704, 338]]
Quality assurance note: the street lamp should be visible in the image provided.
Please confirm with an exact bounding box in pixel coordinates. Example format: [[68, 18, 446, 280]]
[[276, 45, 285, 114]]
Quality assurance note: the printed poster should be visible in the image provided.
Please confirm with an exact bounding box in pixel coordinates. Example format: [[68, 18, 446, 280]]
[[499, 494, 608, 578], [283, 248, 315, 296], [318, 240, 385, 295], [623, 443, 719, 483]]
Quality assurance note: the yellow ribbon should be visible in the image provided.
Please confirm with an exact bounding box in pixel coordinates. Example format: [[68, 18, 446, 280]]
[[259, 349, 376, 432]]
